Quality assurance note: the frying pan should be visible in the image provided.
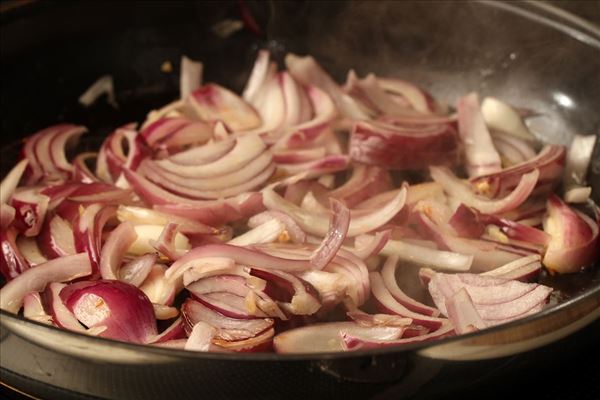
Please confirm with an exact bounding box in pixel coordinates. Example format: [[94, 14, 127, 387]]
[[1, 1, 599, 399]]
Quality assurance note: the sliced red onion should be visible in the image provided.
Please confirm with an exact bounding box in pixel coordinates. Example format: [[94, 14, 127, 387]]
[[23, 291, 53, 325], [0, 227, 30, 281], [185, 321, 218, 352], [370, 272, 447, 329], [274, 86, 337, 149], [153, 303, 179, 320], [346, 310, 413, 328], [27, 124, 87, 183], [379, 236, 472, 272], [118, 254, 156, 287], [79, 75, 116, 107], [277, 155, 349, 179], [248, 211, 307, 244], [448, 204, 485, 238], [445, 288, 487, 334], [563, 134, 596, 203], [543, 194, 599, 274], [116, 205, 219, 235], [72, 152, 99, 183], [155, 134, 265, 177], [194, 292, 267, 319], [428, 272, 551, 323], [344, 71, 408, 117], [149, 317, 187, 344], [141, 154, 274, 200], [182, 298, 273, 341], [0, 159, 28, 204], [341, 322, 454, 351], [273, 147, 327, 164], [10, 188, 50, 237], [351, 230, 391, 259], [416, 212, 525, 272], [299, 270, 351, 309], [381, 256, 440, 316], [128, 224, 190, 256], [60, 280, 158, 343], [243, 50, 273, 103], [329, 165, 392, 208], [481, 254, 542, 281], [38, 214, 76, 259], [479, 213, 550, 246], [273, 321, 404, 353], [262, 184, 407, 237], [139, 264, 179, 306], [481, 97, 536, 141], [284, 53, 369, 120], [43, 282, 87, 332], [213, 327, 274, 352], [564, 186, 592, 204], [491, 131, 537, 167], [180, 55, 203, 99], [310, 199, 350, 269], [99, 221, 137, 280], [228, 219, 285, 246], [0, 203, 15, 230], [188, 84, 261, 131], [430, 166, 538, 214], [470, 144, 566, 198], [0, 253, 91, 313], [16, 236, 47, 266], [168, 136, 235, 166], [73, 204, 117, 276], [249, 268, 321, 316], [67, 183, 133, 204], [349, 120, 460, 170], [377, 77, 442, 115]]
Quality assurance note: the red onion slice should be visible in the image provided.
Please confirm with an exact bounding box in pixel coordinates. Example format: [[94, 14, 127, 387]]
[[379, 236, 472, 272], [16, 236, 47, 266], [139, 264, 179, 306], [243, 50, 273, 104], [430, 166, 539, 214], [0, 253, 91, 313], [349, 120, 460, 170], [248, 211, 307, 244], [61, 280, 158, 343], [118, 254, 156, 287], [99, 221, 138, 280], [310, 199, 350, 269], [381, 256, 440, 316], [1, 159, 28, 204], [180, 55, 203, 99], [23, 292, 53, 325], [228, 219, 285, 246], [273, 321, 404, 353], [38, 214, 76, 259], [328, 165, 392, 208], [369, 272, 447, 330], [0, 203, 16, 230], [73, 204, 117, 276], [72, 152, 100, 183], [543, 194, 599, 274], [185, 322, 218, 352], [481, 97, 536, 141], [377, 77, 442, 115], [188, 84, 262, 131], [346, 310, 413, 328], [262, 184, 407, 237], [341, 322, 454, 350], [149, 317, 187, 344], [481, 254, 542, 281], [445, 288, 487, 334], [182, 298, 273, 341], [458, 93, 501, 177], [351, 230, 391, 259], [470, 144, 566, 198], [10, 188, 50, 237], [43, 282, 88, 332], [285, 53, 369, 120], [0, 227, 30, 281]]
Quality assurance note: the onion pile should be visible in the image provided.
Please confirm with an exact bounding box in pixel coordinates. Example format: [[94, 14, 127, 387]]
[[1, 51, 598, 354]]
